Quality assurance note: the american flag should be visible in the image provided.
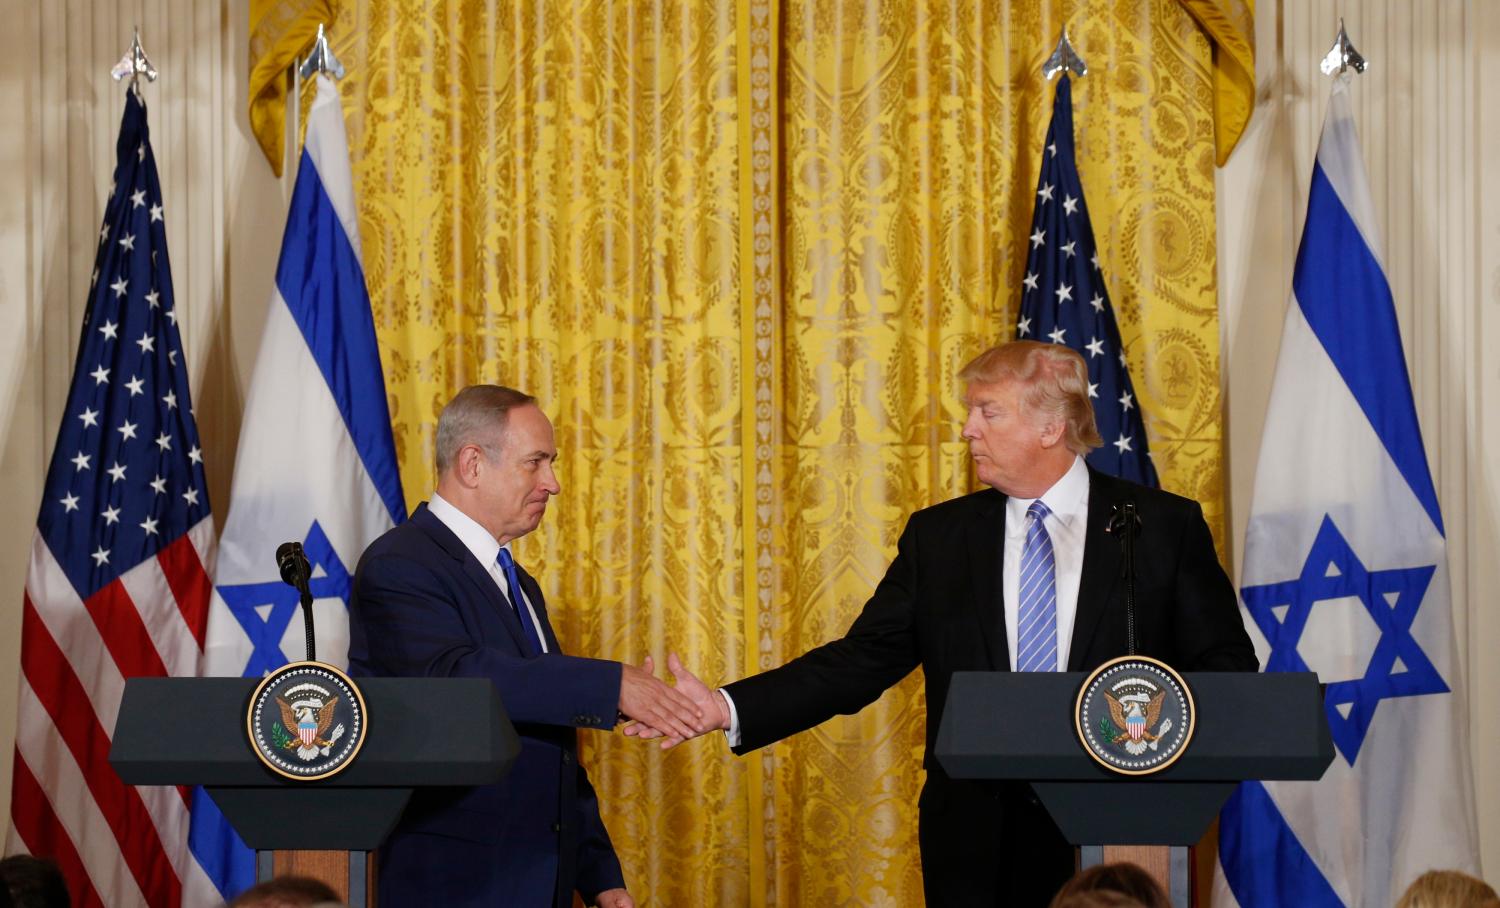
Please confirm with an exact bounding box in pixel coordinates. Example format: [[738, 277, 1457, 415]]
[[6, 89, 218, 907], [1016, 75, 1158, 487]]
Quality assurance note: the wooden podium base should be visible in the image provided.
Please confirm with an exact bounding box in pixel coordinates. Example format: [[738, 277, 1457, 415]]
[[257, 850, 376, 908], [1081, 844, 1189, 907]]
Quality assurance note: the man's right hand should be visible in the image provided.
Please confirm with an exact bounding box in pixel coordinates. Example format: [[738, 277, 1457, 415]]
[[621, 653, 730, 749], [617, 656, 708, 741]]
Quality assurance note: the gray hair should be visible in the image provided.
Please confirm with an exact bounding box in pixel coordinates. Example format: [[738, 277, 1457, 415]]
[[434, 385, 537, 473]]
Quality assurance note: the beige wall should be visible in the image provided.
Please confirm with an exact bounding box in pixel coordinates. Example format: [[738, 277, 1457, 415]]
[[1219, 0, 1500, 879], [0, 0, 288, 840], [0, 0, 1495, 888]]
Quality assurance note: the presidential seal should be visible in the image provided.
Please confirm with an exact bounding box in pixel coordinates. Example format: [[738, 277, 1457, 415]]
[[1074, 655, 1194, 776], [246, 662, 367, 781]]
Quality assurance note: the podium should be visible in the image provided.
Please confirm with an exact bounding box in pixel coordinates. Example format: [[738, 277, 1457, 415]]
[[935, 671, 1332, 906], [111, 676, 519, 907]]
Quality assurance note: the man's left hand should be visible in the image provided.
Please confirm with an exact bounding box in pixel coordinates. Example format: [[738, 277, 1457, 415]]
[[596, 888, 635, 908]]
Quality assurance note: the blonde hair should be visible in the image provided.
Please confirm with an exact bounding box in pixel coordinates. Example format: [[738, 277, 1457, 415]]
[[959, 340, 1103, 455], [1395, 870, 1500, 908]]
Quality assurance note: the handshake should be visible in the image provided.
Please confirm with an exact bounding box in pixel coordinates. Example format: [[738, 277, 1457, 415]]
[[616, 654, 731, 748]]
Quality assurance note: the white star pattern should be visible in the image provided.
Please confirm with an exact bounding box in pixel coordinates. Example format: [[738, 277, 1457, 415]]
[[1047, 141, 1057, 156], [1113, 434, 1133, 454], [1090, 293, 1104, 312], [162, 390, 178, 410], [1120, 390, 1135, 411], [1055, 283, 1072, 303], [1087, 382, 1099, 398], [119, 233, 135, 252], [1023, 272, 1039, 291], [72, 452, 91, 472], [1030, 229, 1046, 249], [99, 320, 118, 340], [91, 365, 110, 385], [1086, 337, 1105, 358], [99, 224, 111, 244], [92, 547, 110, 567], [1048, 326, 1066, 344], [126, 375, 145, 397], [60, 493, 80, 512], [149, 475, 168, 495], [150, 203, 164, 222], [136, 332, 155, 354], [110, 277, 128, 298], [145, 290, 160, 309], [182, 487, 199, 506], [1038, 182, 1055, 202], [117, 420, 138, 442], [131, 188, 146, 207], [1018, 316, 1032, 336], [100, 505, 121, 526], [78, 408, 99, 428], [188, 446, 203, 465], [140, 516, 159, 536], [1061, 240, 1076, 258], [1063, 195, 1079, 215], [107, 462, 127, 483], [155, 432, 172, 452]]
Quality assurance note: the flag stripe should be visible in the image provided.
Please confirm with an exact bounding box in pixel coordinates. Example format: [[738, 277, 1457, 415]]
[[156, 528, 212, 649], [1219, 782, 1342, 908], [274, 135, 405, 527], [9, 748, 109, 908], [19, 600, 181, 907], [1292, 161, 1443, 535], [115, 558, 200, 681], [82, 580, 170, 682]]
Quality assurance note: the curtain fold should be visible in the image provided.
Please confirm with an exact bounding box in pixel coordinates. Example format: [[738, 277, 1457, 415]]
[[263, 0, 1245, 902]]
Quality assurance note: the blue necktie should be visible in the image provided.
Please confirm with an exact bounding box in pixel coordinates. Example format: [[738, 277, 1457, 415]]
[[1015, 500, 1058, 672], [497, 547, 544, 655]]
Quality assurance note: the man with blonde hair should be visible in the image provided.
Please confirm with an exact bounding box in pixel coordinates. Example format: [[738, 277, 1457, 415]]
[[641, 340, 1256, 906]]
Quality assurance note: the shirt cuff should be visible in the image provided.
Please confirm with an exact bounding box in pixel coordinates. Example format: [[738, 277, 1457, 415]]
[[718, 688, 742, 748]]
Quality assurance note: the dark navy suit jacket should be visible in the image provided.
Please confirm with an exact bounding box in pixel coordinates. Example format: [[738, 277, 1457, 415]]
[[349, 503, 625, 907]]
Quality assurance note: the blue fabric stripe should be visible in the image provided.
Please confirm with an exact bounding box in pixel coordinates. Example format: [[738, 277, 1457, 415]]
[[274, 150, 407, 525], [1293, 162, 1444, 535], [1219, 781, 1344, 908], [188, 786, 255, 900]]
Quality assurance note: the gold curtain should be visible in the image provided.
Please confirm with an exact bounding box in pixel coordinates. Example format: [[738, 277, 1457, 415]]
[[256, 1, 1248, 903]]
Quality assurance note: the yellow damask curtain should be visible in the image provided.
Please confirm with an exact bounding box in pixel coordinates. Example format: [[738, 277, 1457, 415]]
[[260, 1, 1249, 904]]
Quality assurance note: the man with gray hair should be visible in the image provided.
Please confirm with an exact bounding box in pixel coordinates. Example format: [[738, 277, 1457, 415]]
[[349, 385, 706, 908], [635, 340, 1256, 906]]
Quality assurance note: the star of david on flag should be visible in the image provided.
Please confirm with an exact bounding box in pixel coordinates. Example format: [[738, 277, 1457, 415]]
[[190, 75, 405, 900], [1016, 75, 1157, 487], [1214, 75, 1478, 908]]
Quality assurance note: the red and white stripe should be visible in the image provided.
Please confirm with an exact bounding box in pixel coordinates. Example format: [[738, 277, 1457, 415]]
[[7, 523, 222, 908]]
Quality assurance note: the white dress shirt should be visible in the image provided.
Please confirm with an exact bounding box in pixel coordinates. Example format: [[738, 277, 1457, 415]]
[[427, 491, 549, 653], [1002, 454, 1089, 671]]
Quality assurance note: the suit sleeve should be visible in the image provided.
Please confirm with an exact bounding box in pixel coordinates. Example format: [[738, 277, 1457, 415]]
[[572, 758, 626, 904], [723, 516, 925, 753], [1168, 502, 1259, 671], [350, 550, 621, 729]]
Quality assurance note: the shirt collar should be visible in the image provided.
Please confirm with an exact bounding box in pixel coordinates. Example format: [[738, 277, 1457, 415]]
[[1004, 455, 1090, 537], [428, 491, 509, 567]]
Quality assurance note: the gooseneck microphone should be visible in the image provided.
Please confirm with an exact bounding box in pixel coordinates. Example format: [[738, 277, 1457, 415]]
[[1106, 502, 1142, 656], [275, 541, 317, 661]]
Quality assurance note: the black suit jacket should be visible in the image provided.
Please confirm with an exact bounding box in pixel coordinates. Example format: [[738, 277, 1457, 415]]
[[723, 469, 1256, 903], [348, 504, 625, 907]]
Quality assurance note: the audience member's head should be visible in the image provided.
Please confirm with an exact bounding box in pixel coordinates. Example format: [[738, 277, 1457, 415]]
[[1050, 890, 1149, 908], [1395, 869, 1500, 908], [0, 856, 70, 908], [1049, 861, 1170, 908], [225, 875, 342, 908]]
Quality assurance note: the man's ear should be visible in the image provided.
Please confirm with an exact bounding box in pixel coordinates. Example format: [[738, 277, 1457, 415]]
[[455, 444, 484, 488], [1037, 417, 1067, 449]]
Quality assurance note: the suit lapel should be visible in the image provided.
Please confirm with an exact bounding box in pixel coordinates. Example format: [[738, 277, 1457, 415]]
[[1068, 469, 1122, 670], [965, 490, 1008, 671], [412, 505, 535, 655]]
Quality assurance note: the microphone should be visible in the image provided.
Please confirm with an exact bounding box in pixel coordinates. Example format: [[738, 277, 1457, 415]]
[[1107, 503, 1142, 656], [275, 541, 317, 662], [276, 541, 311, 588]]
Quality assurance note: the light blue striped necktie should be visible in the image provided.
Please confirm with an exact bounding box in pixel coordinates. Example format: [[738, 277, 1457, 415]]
[[1016, 500, 1058, 672]]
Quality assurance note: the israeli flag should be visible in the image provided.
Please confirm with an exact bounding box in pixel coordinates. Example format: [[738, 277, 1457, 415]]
[[1213, 76, 1478, 907], [189, 75, 406, 899]]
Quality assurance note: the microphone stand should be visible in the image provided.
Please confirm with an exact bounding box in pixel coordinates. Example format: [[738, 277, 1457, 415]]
[[1108, 502, 1141, 655], [297, 576, 316, 662]]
